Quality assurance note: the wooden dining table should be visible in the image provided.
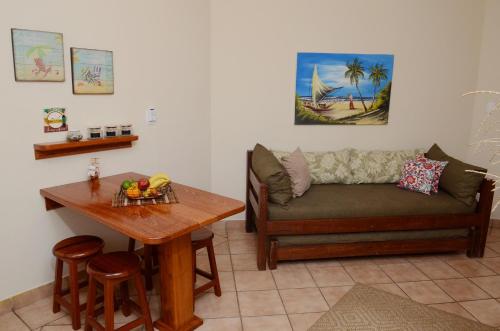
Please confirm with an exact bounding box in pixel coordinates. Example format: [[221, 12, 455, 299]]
[[40, 172, 245, 331]]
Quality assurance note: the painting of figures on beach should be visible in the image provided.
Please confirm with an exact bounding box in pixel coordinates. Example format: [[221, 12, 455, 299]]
[[11, 29, 65, 82], [71, 48, 114, 94], [295, 52, 394, 125]]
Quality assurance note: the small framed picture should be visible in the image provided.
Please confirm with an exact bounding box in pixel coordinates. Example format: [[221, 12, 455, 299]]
[[44, 108, 68, 133], [71, 47, 114, 94], [11, 28, 65, 82]]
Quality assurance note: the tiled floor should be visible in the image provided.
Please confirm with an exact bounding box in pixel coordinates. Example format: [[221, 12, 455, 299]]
[[4, 220, 500, 330]]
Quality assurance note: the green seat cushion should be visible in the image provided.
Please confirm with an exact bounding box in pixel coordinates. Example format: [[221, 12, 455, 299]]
[[252, 143, 292, 206], [276, 228, 469, 246], [426, 144, 486, 206], [268, 184, 476, 220]]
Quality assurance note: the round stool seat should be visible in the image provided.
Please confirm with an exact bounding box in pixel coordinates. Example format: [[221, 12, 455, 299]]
[[191, 228, 214, 243], [87, 252, 141, 279], [53, 235, 104, 260]]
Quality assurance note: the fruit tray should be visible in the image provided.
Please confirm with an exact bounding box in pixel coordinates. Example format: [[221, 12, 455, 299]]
[[122, 184, 169, 200]]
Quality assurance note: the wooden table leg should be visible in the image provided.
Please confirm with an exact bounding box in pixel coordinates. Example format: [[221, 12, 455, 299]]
[[154, 233, 203, 331]]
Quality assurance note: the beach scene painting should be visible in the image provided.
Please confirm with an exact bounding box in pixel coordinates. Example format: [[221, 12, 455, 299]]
[[11, 29, 65, 82], [295, 52, 394, 125], [71, 48, 114, 94]]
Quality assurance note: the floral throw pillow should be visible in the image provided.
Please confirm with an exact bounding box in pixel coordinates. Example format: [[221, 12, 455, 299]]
[[415, 153, 448, 193], [398, 160, 436, 195]]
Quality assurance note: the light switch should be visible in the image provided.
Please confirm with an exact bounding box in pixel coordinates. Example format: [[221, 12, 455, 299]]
[[146, 108, 157, 124]]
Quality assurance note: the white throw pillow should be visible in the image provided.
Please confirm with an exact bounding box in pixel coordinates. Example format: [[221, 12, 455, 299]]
[[282, 148, 311, 197]]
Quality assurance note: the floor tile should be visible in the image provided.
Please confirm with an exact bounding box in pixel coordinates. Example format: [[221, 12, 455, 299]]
[[306, 265, 354, 287], [197, 317, 242, 331], [288, 313, 323, 331], [15, 297, 66, 329], [434, 278, 490, 301], [339, 257, 376, 266], [446, 259, 495, 277], [209, 221, 228, 238], [319, 286, 353, 307], [231, 254, 259, 271], [194, 292, 240, 318], [241, 315, 292, 331], [343, 264, 392, 284], [429, 302, 476, 321], [196, 271, 236, 292], [196, 254, 232, 272], [304, 259, 341, 268], [279, 288, 329, 314], [234, 270, 276, 291], [479, 257, 500, 274], [487, 241, 500, 254], [238, 290, 285, 317], [397, 281, 453, 304], [199, 242, 230, 255], [272, 264, 316, 289], [371, 256, 408, 265], [460, 299, 500, 327], [483, 248, 500, 258], [405, 255, 440, 263], [471, 275, 500, 298], [226, 220, 246, 234], [0, 312, 30, 331], [229, 239, 257, 254], [380, 263, 429, 282], [413, 261, 463, 280], [369, 283, 408, 298], [41, 326, 79, 330]]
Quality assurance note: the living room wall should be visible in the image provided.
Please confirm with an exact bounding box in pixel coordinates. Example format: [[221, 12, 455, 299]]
[[209, 0, 486, 215], [0, 0, 210, 300]]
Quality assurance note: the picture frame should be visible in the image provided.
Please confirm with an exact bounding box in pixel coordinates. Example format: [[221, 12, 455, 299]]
[[71, 47, 114, 95], [11, 28, 65, 82]]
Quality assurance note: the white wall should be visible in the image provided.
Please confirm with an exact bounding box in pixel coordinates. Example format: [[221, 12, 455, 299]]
[[0, 0, 210, 300], [210, 0, 485, 215], [467, 0, 500, 217]]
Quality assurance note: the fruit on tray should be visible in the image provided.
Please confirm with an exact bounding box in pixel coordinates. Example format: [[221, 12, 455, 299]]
[[138, 178, 150, 191], [122, 173, 170, 199], [149, 173, 170, 189]]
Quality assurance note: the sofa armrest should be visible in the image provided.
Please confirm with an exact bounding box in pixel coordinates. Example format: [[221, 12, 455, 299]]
[[477, 179, 495, 217], [246, 150, 269, 225]]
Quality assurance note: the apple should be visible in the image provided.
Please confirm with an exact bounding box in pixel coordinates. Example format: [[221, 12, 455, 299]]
[[138, 178, 150, 191]]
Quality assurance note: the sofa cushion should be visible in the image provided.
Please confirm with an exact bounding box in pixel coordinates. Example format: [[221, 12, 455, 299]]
[[416, 153, 448, 193], [282, 148, 311, 197], [252, 144, 292, 206], [350, 149, 423, 184], [397, 160, 437, 195], [268, 183, 476, 220], [426, 144, 486, 206], [276, 228, 469, 246], [273, 149, 353, 184]]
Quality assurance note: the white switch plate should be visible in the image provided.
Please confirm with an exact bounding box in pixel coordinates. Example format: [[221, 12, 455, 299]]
[[146, 108, 157, 124]]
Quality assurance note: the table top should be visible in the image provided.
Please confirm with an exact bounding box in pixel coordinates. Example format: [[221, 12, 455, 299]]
[[40, 172, 245, 244]]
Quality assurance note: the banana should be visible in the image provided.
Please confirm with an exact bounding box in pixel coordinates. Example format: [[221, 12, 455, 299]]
[[149, 173, 170, 189]]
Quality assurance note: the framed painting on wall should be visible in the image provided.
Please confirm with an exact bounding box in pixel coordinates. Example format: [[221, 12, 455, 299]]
[[11, 28, 65, 82], [295, 52, 394, 125], [71, 48, 114, 94]]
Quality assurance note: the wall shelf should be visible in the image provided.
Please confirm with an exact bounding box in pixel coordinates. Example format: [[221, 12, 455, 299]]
[[34, 135, 139, 160]]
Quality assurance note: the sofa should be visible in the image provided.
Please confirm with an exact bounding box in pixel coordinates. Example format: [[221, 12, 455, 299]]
[[245, 144, 495, 270]]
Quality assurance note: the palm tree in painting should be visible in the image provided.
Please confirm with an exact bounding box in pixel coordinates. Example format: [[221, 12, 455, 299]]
[[368, 63, 388, 109], [345, 58, 368, 112]]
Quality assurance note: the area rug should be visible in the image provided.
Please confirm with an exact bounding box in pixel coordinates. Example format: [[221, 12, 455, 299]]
[[309, 284, 495, 331]]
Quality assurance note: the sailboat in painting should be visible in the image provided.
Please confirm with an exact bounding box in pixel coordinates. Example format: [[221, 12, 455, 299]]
[[304, 65, 342, 112]]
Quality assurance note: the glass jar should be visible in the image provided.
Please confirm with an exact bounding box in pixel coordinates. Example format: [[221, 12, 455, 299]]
[[120, 124, 133, 136], [67, 130, 83, 142], [88, 126, 102, 139], [104, 126, 118, 138]]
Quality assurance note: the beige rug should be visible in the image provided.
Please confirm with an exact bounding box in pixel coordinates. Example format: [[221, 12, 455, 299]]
[[309, 284, 495, 331]]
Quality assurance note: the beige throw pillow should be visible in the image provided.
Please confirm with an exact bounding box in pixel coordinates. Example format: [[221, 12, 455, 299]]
[[282, 148, 311, 197]]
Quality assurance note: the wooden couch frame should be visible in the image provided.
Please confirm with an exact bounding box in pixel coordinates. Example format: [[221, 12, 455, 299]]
[[245, 150, 495, 270]]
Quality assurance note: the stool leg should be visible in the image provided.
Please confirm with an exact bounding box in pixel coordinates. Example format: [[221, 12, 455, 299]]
[[52, 259, 63, 313], [84, 276, 97, 331], [120, 282, 131, 317], [207, 241, 221, 297], [104, 281, 115, 331], [69, 262, 81, 330], [143, 245, 154, 291], [134, 275, 153, 331], [127, 238, 136, 252]]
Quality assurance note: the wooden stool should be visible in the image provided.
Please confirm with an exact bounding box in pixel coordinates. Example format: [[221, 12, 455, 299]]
[[85, 252, 153, 331], [127, 228, 221, 296], [53, 235, 104, 330]]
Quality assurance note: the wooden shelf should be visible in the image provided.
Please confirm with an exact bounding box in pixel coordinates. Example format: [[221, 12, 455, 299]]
[[34, 135, 139, 160]]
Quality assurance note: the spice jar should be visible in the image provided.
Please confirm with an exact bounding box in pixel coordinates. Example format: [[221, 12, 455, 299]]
[[120, 124, 132, 136], [104, 126, 118, 137], [88, 126, 102, 139]]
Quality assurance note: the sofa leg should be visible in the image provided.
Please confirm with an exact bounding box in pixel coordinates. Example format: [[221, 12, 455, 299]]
[[269, 240, 278, 270], [257, 231, 268, 270], [245, 213, 253, 233]]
